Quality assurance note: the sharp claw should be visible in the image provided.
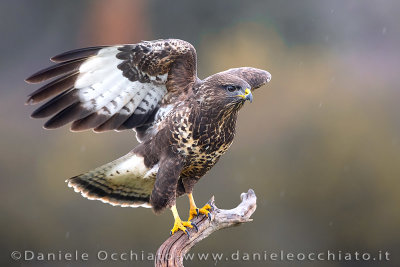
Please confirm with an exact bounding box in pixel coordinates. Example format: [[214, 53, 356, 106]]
[[185, 229, 190, 238], [170, 231, 173, 236], [196, 208, 199, 217], [191, 222, 198, 232], [208, 213, 212, 221]]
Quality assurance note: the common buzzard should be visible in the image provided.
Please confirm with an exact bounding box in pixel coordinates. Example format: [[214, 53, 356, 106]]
[[26, 39, 271, 236]]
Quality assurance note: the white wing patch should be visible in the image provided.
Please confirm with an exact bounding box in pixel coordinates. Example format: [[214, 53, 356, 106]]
[[77, 51, 124, 101], [134, 85, 167, 114], [69, 47, 170, 128]]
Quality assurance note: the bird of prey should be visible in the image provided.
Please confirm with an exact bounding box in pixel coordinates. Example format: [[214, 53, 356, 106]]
[[26, 39, 271, 236]]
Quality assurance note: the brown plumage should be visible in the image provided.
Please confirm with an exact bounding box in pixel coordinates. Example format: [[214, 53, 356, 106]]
[[26, 39, 271, 234]]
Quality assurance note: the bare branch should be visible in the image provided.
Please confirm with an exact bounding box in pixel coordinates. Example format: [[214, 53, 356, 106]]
[[155, 189, 257, 267]]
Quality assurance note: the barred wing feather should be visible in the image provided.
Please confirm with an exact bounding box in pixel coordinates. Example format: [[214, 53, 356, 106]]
[[26, 39, 197, 139]]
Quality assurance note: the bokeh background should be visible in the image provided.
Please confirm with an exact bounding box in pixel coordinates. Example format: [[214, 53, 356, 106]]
[[1, 0, 399, 266]]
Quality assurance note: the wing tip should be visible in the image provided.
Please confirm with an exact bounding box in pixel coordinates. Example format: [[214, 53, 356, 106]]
[[25, 97, 34, 105], [25, 74, 42, 84], [50, 54, 69, 62], [50, 55, 64, 62], [30, 111, 43, 119], [42, 124, 56, 130], [70, 125, 90, 133], [50, 46, 107, 62], [43, 121, 60, 130], [25, 94, 43, 105]]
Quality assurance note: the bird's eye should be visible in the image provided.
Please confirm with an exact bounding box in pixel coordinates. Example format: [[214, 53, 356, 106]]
[[225, 85, 237, 92]]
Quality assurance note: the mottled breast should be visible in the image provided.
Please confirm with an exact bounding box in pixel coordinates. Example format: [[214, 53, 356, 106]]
[[170, 103, 237, 178]]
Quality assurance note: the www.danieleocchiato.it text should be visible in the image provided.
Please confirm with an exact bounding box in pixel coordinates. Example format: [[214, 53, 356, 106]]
[[10, 249, 390, 263]]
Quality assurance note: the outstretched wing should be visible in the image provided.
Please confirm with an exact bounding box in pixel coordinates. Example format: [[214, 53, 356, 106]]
[[25, 39, 197, 135]]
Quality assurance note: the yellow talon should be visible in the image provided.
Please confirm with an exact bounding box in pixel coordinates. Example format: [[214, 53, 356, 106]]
[[170, 218, 193, 235], [187, 193, 213, 221], [170, 205, 193, 237], [188, 206, 199, 221], [198, 203, 212, 217]]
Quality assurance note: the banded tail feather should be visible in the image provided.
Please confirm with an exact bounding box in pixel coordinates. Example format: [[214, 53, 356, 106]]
[[66, 152, 158, 208]]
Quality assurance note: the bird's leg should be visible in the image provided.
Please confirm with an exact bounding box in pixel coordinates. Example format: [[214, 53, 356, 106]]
[[187, 192, 199, 221], [170, 205, 196, 237], [187, 193, 212, 221]]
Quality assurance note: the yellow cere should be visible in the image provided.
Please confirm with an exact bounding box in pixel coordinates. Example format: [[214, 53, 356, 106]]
[[237, 88, 251, 99]]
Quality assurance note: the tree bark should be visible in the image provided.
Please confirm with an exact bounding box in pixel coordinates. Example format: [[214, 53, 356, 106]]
[[155, 189, 257, 267]]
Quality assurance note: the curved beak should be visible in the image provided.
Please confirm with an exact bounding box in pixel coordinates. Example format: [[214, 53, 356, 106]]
[[237, 88, 253, 103], [245, 88, 253, 103]]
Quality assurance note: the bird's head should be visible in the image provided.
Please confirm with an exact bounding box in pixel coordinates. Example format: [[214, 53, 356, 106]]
[[200, 67, 271, 112]]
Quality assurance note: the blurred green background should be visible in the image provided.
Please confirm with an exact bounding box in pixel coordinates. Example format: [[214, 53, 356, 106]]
[[1, 0, 399, 266]]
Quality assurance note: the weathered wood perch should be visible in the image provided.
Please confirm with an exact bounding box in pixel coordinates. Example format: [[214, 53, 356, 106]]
[[155, 189, 257, 267]]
